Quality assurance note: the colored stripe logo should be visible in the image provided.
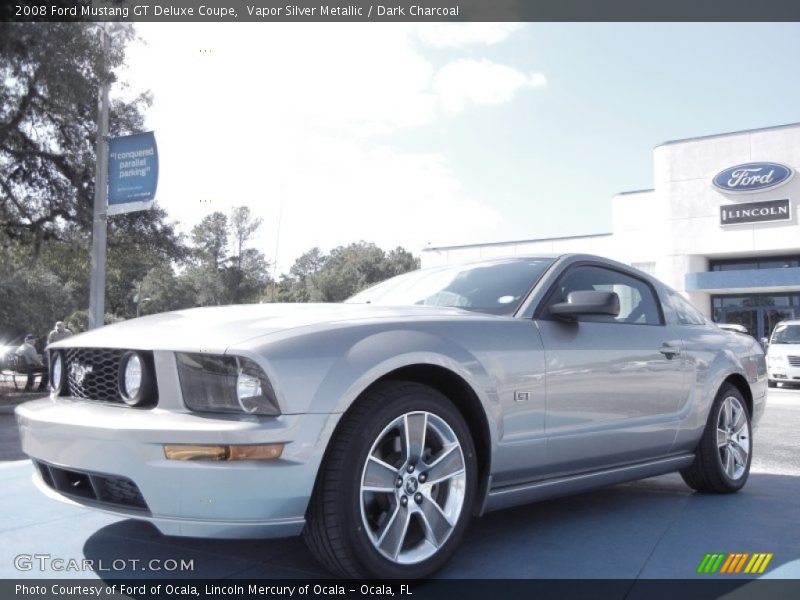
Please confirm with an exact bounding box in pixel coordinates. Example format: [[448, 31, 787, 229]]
[[697, 553, 773, 574]]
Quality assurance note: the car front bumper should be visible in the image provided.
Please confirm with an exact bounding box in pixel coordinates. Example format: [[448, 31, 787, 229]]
[[15, 397, 340, 539], [768, 363, 800, 383]]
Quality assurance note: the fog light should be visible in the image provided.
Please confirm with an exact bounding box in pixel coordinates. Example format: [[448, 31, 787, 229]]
[[118, 351, 157, 407], [163, 444, 284, 461], [50, 351, 65, 394]]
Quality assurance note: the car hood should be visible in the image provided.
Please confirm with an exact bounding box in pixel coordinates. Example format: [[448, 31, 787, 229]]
[[767, 343, 800, 357], [48, 303, 489, 353]]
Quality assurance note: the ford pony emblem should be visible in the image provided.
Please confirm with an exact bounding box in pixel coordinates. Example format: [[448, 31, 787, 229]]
[[712, 162, 793, 194], [69, 362, 93, 385]]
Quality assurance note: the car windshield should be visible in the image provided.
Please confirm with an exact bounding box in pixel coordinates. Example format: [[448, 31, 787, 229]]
[[346, 258, 555, 315], [770, 324, 800, 344]]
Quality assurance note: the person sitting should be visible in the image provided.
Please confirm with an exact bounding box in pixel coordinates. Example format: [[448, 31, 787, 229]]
[[15, 334, 48, 392], [47, 321, 73, 346]]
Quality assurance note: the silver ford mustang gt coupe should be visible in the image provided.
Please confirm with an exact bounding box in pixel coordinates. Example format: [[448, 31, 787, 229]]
[[16, 254, 766, 578]]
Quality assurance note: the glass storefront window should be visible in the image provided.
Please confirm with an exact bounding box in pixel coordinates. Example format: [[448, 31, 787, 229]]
[[759, 259, 799, 269], [770, 296, 793, 307], [710, 255, 800, 271], [712, 261, 757, 272], [712, 293, 800, 341], [713, 296, 751, 308]]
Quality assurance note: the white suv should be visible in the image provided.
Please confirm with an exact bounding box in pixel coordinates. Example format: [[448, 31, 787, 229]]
[[766, 319, 800, 387]]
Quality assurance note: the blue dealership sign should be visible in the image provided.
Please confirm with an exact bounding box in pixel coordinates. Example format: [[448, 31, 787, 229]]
[[712, 162, 793, 194], [107, 132, 158, 214]]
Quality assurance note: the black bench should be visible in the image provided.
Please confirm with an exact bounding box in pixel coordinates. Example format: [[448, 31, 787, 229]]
[[0, 354, 46, 391]]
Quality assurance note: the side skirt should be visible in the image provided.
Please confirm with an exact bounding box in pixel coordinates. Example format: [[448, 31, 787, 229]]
[[482, 454, 695, 513]]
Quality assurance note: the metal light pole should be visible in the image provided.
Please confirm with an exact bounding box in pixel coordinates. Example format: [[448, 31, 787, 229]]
[[88, 25, 111, 330]]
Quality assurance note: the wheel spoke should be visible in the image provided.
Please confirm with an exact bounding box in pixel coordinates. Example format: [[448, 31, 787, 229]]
[[418, 497, 453, 548], [716, 428, 727, 448], [377, 504, 410, 560], [404, 413, 427, 464], [424, 445, 465, 484], [363, 456, 399, 492], [724, 447, 735, 478], [730, 405, 745, 433], [730, 441, 748, 466], [722, 399, 733, 430]]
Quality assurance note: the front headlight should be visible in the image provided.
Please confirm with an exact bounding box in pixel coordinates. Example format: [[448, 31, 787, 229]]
[[767, 354, 785, 367], [176, 352, 280, 415]]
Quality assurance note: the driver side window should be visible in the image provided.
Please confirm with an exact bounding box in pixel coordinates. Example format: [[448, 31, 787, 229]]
[[547, 265, 662, 325]]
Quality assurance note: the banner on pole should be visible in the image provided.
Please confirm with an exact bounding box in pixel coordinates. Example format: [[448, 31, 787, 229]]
[[107, 131, 158, 215]]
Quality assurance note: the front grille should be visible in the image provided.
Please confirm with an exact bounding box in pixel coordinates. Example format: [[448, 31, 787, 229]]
[[64, 348, 125, 403], [788, 356, 800, 367], [34, 460, 149, 513]]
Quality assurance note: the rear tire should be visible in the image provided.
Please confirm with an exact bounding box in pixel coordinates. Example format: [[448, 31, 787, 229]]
[[680, 383, 752, 493], [303, 381, 477, 578]]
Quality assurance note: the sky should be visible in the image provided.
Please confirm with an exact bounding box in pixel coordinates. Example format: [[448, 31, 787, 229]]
[[120, 22, 800, 273]]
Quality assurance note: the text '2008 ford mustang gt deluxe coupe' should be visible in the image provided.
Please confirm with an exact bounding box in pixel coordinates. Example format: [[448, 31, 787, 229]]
[[16, 254, 766, 578]]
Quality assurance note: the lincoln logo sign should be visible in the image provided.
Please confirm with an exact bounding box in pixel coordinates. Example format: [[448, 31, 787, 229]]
[[720, 199, 791, 226], [713, 162, 793, 193]]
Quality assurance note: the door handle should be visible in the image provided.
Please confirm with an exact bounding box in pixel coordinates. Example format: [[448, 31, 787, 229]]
[[659, 344, 681, 358]]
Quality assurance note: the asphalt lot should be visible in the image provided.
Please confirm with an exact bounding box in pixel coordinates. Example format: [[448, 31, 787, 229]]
[[0, 389, 798, 580]]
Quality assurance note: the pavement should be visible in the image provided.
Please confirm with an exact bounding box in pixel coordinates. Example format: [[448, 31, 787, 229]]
[[1, 389, 798, 580], [0, 392, 45, 461]]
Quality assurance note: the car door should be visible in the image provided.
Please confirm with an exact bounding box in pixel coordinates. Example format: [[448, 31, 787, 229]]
[[535, 263, 690, 473]]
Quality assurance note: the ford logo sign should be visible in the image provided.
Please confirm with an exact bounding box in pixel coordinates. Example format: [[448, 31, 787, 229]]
[[712, 162, 793, 194]]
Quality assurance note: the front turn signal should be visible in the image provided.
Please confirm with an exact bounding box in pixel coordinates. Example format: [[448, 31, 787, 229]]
[[164, 443, 284, 461]]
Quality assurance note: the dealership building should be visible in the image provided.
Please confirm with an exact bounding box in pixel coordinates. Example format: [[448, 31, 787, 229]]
[[422, 122, 800, 341]]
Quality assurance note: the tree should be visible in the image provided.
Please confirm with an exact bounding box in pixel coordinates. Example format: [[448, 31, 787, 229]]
[[185, 208, 272, 306], [181, 263, 226, 307], [0, 243, 77, 340], [311, 242, 392, 301], [275, 247, 327, 302], [290, 247, 327, 281], [0, 23, 189, 335], [191, 212, 228, 269], [385, 247, 420, 277], [222, 206, 270, 303], [229, 206, 262, 270], [274, 242, 420, 303], [138, 264, 197, 316], [0, 22, 158, 249]]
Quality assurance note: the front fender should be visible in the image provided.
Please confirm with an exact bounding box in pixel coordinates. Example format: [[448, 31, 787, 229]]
[[232, 325, 502, 443], [317, 330, 499, 443]]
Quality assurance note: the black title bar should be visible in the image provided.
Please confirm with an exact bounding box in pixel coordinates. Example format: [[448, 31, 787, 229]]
[[5, 579, 800, 600], [4, 0, 800, 22]]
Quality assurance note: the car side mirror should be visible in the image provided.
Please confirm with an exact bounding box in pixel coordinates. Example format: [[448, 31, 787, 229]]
[[760, 337, 769, 346], [549, 290, 620, 319]]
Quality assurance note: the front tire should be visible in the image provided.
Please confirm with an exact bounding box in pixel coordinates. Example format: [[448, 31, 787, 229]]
[[303, 381, 477, 578], [680, 383, 752, 493]]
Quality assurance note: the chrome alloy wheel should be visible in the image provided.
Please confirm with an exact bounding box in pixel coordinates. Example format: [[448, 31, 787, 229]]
[[359, 411, 467, 565], [717, 396, 750, 480]]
